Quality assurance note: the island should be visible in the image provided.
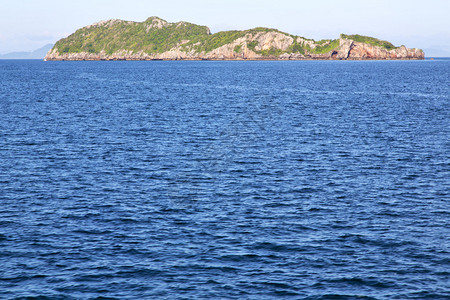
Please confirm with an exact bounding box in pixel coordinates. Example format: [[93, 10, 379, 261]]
[[45, 17, 425, 61]]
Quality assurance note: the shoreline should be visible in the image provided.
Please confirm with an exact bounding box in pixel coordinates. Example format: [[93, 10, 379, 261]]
[[45, 57, 426, 61]]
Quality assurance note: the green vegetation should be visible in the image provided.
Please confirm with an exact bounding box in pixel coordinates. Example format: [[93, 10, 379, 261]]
[[288, 40, 305, 54], [316, 39, 332, 45], [341, 34, 397, 50], [51, 17, 402, 58], [182, 27, 287, 53], [310, 39, 340, 54], [185, 30, 245, 53], [55, 18, 211, 55], [245, 27, 285, 35], [258, 47, 284, 56], [247, 41, 258, 52]]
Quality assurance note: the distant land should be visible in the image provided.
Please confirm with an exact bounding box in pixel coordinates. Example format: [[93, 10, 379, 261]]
[[45, 17, 424, 61], [0, 44, 53, 59]]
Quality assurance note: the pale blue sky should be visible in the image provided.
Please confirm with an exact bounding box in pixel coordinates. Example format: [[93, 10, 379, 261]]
[[1, 0, 449, 56]]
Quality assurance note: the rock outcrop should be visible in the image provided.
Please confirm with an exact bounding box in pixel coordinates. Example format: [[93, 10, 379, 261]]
[[45, 17, 424, 61], [346, 41, 424, 59]]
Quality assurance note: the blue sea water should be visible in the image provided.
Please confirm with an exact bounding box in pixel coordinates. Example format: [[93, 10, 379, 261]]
[[0, 59, 449, 299]]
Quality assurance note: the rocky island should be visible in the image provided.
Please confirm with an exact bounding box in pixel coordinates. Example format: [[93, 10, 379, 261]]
[[45, 17, 425, 61]]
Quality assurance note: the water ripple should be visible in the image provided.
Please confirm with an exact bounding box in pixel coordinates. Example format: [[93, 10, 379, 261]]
[[0, 60, 449, 299]]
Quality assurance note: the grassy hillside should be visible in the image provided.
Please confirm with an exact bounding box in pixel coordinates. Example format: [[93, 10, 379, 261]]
[[53, 17, 344, 56], [340, 34, 397, 50], [55, 17, 211, 55], [52, 17, 404, 57]]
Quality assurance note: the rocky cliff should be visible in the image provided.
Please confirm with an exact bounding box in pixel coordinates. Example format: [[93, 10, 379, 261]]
[[45, 17, 424, 61]]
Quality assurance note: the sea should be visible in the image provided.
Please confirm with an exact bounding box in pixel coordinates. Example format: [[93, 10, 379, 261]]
[[0, 59, 449, 299]]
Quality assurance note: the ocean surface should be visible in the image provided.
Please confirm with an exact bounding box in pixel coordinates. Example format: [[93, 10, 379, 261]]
[[0, 59, 449, 299]]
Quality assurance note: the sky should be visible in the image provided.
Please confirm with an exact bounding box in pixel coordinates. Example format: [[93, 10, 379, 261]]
[[1, 0, 449, 56]]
